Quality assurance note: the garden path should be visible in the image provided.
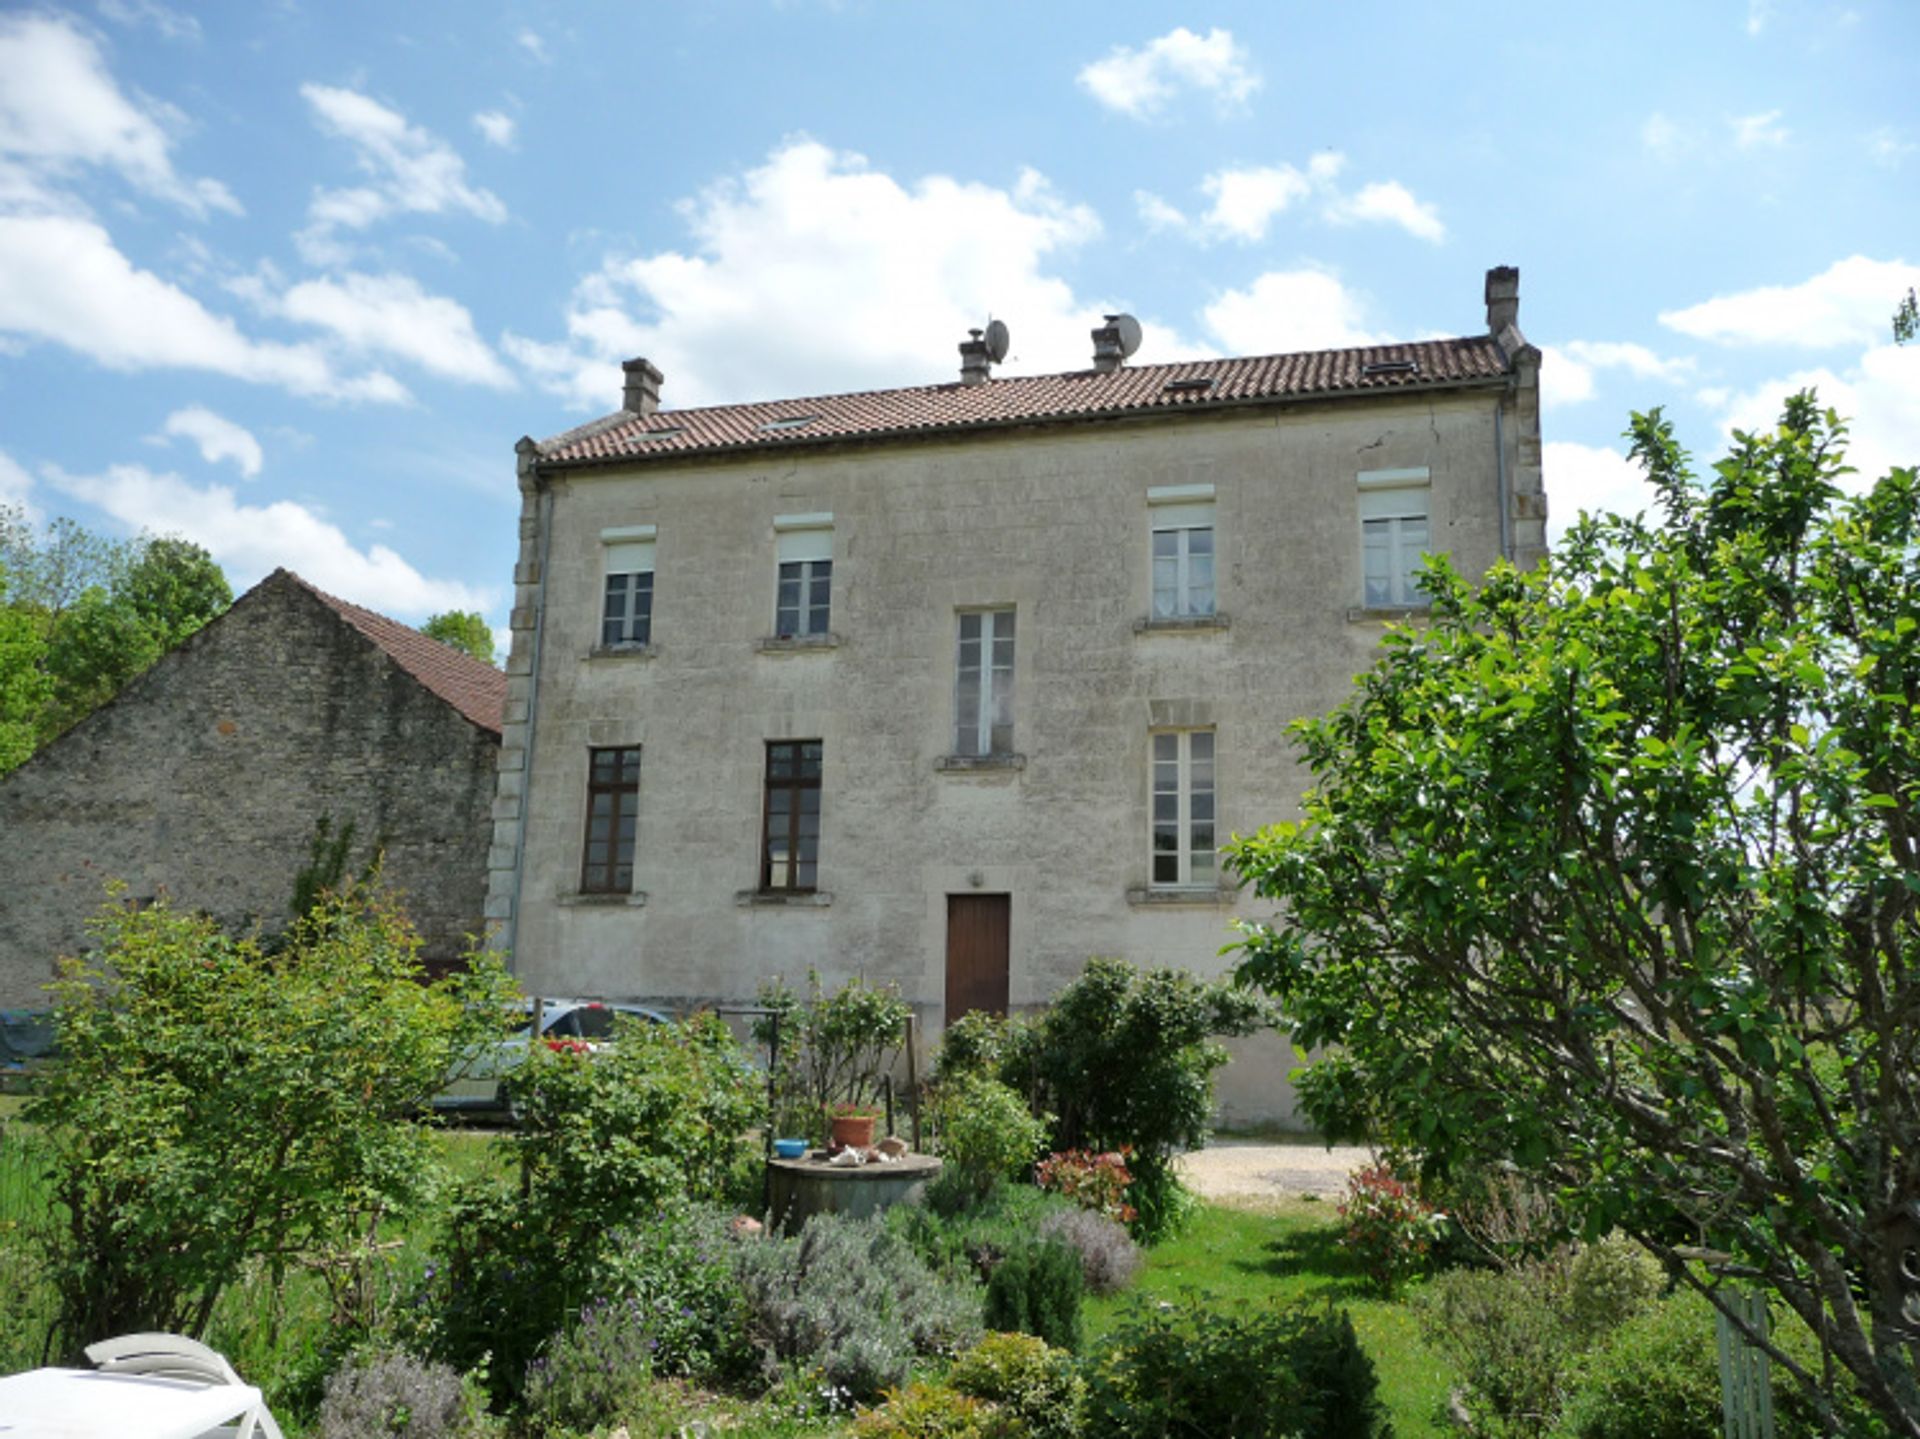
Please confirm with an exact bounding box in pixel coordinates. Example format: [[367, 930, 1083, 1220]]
[[1176, 1138, 1373, 1201]]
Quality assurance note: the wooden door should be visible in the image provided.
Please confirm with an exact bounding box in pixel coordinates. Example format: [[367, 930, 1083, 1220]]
[[946, 893, 1010, 1021]]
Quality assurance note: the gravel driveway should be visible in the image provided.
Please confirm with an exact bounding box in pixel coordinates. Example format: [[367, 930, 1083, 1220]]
[[1176, 1138, 1374, 1201]]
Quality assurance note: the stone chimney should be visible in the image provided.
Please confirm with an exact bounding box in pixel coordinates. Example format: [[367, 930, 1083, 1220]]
[[1091, 316, 1127, 374], [1485, 267, 1520, 336], [959, 330, 992, 387], [622, 357, 664, 416]]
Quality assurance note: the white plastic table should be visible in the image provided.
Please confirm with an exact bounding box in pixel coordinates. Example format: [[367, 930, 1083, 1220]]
[[0, 1366, 265, 1438]]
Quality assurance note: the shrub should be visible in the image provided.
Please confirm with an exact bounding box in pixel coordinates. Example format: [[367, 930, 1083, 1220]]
[[931, 1011, 1019, 1086], [314, 1348, 487, 1439], [948, 1332, 1085, 1439], [521, 1298, 693, 1437], [426, 1016, 762, 1400], [1084, 1295, 1388, 1439], [932, 1075, 1049, 1204], [1033, 1207, 1140, 1296], [887, 1183, 1075, 1283], [754, 971, 911, 1143], [732, 1211, 981, 1402], [27, 886, 512, 1354], [1557, 1290, 1722, 1439], [1565, 1233, 1664, 1343], [1339, 1163, 1442, 1297], [852, 1382, 1025, 1439], [1419, 1256, 1577, 1438], [1000, 958, 1271, 1241], [982, 1239, 1083, 1351], [1034, 1148, 1135, 1225]]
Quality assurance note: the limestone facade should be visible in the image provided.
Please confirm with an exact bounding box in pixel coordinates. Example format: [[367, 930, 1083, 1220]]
[[488, 269, 1546, 1126]]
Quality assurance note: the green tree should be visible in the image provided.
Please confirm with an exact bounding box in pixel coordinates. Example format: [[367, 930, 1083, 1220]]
[[420, 609, 495, 665], [27, 883, 512, 1355], [1230, 395, 1920, 1434], [0, 508, 231, 771], [1897, 287, 1917, 344]]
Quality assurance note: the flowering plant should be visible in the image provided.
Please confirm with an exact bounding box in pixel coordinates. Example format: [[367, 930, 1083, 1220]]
[[1339, 1162, 1442, 1296], [826, 1100, 881, 1120], [543, 1036, 591, 1056], [1035, 1146, 1136, 1224]]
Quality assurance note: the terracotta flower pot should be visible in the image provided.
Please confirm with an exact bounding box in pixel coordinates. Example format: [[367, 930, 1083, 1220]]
[[829, 1113, 877, 1151]]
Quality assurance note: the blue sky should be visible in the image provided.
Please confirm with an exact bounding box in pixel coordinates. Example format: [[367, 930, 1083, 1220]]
[[1, 0, 1914, 643]]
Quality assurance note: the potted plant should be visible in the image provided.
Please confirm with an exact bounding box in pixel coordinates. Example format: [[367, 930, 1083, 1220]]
[[826, 1100, 880, 1152]]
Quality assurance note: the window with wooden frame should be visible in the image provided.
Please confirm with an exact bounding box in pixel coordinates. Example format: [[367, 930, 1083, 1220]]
[[1151, 728, 1216, 888], [1358, 468, 1431, 609], [954, 609, 1015, 756], [761, 740, 822, 891], [600, 526, 656, 647], [580, 746, 641, 893], [1148, 486, 1216, 619], [774, 514, 833, 638]]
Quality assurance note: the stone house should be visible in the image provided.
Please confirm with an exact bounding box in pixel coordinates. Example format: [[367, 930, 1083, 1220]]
[[0, 569, 506, 1006], [487, 268, 1546, 1125]]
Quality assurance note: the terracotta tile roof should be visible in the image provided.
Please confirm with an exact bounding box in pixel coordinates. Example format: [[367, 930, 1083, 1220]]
[[282, 572, 507, 736], [537, 334, 1512, 468]]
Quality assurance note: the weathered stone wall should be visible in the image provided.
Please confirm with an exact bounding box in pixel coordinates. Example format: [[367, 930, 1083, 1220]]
[[492, 380, 1544, 1128], [0, 575, 499, 1006]]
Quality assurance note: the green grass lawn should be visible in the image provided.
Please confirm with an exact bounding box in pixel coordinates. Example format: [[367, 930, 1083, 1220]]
[[1086, 1197, 1456, 1439]]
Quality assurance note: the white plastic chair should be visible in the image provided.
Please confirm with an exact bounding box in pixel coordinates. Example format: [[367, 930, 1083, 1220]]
[[84, 1332, 285, 1439]]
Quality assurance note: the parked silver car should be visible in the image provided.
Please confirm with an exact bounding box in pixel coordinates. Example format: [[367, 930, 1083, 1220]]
[[432, 998, 672, 1118]]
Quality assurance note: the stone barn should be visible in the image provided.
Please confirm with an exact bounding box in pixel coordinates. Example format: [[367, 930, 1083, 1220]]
[[0, 569, 505, 1006]]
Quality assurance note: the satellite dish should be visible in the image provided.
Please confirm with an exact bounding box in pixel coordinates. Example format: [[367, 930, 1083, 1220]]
[[984, 319, 1011, 363], [1109, 313, 1143, 359]]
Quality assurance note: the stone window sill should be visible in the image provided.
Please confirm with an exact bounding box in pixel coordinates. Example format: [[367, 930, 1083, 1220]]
[[1125, 884, 1237, 907], [588, 642, 655, 661], [1133, 613, 1230, 634], [736, 889, 834, 907], [558, 891, 648, 908], [1345, 605, 1431, 624], [935, 753, 1027, 774], [756, 633, 841, 653]]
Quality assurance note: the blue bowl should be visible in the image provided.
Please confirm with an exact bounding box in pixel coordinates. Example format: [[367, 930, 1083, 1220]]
[[773, 1138, 807, 1159]]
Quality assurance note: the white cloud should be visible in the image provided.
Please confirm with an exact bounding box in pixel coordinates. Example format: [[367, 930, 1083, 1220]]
[[516, 29, 548, 63], [0, 212, 409, 401], [1544, 441, 1660, 546], [1660, 256, 1920, 348], [1142, 154, 1440, 246], [0, 448, 34, 517], [95, 0, 201, 42], [1323, 179, 1445, 244], [1134, 189, 1189, 232], [271, 272, 513, 387], [1200, 269, 1386, 354], [1746, 0, 1773, 35], [0, 11, 237, 217], [1730, 109, 1788, 148], [1708, 343, 1920, 489], [1541, 340, 1695, 408], [505, 138, 1118, 410], [160, 406, 262, 477], [472, 110, 516, 149], [46, 462, 489, 618], [1199, 165, 1311, 242], [1077, 27, 1258, 120], [298, 84, 506, 264]]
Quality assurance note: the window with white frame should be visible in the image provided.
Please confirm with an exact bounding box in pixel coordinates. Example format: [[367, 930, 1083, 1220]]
[[1358, 468, 1431, 608], [774, 513, 833, 638], [954, 609, 1015, 756], [1148, 485, 1215, 619], [600, 526, 655, 647], [1151, 729, 1216, 888]]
